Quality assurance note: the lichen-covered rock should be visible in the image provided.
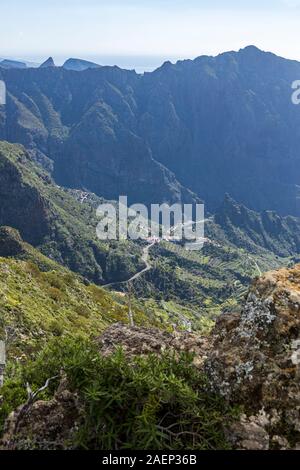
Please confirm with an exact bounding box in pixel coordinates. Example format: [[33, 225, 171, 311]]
[[206, 264, 300, 448], [225, 412, 270, 450], [98, 323, 210, 368], [1, 375, 83, 450]]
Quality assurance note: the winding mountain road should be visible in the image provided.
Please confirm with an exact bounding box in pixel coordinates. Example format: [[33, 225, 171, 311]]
[[102, 217, 210, 290], [102, 241, 157, 289]]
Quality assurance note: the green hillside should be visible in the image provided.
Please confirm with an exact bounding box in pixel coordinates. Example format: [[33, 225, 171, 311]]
[[0, 240, 158, 360], [0, 141, 144, 284]]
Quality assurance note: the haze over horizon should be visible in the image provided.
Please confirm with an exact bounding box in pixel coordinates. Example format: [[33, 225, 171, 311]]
[[2, 0, 300, 71]]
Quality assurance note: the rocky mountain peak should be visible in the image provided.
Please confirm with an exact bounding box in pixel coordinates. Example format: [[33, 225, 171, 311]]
[[239, 45, 263, 55], [39, 57, 55, 68], [62, 58, 100, 71]]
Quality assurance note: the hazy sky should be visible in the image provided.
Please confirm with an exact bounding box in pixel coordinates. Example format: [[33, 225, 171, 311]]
[[1, 0, 300, 69]]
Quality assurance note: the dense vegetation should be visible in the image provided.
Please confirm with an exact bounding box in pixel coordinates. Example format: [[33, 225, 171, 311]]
[[1, 142, 299, 326], [0, 336, 238, 449], [0, 251, 160, 359], [130, 237, 292, 329], [0, 142, 144, 284]]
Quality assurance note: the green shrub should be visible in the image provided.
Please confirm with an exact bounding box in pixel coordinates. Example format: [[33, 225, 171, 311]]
[[44, 272, 65, 290], [74, 304, 90, 318], [47, 287, 64, 302], [49, 320, 64, 336], [0, 379, 27, 435], [0, 337, 238, 450]]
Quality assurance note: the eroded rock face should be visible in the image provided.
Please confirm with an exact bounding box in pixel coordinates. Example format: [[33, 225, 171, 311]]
[[206, 264, 300, 448], [0, 226, 25, 257], [225, 411, 270, 450], [98, 323, 210, 368], [0, 146, 50, 246]]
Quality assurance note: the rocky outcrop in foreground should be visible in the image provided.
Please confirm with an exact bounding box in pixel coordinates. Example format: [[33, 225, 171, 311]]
[[98, 324, 210, 368], [1, 374, 82, 450], [207, 264, 300, 449], [1, 264, 300, 450]]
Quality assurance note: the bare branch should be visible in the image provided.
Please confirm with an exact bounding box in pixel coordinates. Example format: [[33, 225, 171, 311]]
[[12, 375, 59, 435], [31, 376, 59, 401]]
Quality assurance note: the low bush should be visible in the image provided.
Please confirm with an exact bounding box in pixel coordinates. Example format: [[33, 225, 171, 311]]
[[0, 337, 238, 449]]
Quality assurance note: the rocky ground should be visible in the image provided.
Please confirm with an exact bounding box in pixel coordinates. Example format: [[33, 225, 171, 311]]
[[98, 323, 210, 368], [1, 374, 82, 450], [1, 264, 300, 450], [207, 264, 300, 449]]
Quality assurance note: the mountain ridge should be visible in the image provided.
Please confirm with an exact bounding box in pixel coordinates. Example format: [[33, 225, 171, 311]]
[[1, 46, 300, 214], [62, 58, 101, 71]]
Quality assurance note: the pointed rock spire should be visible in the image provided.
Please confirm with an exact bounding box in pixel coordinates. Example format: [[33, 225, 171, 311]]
[[39, 57, 55, 68]]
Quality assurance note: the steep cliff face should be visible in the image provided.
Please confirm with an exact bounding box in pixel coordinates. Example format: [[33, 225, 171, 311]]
[[0, 226, 29, 257], [1, 46, 300, 213], [0, 66, 197, 206], [0, 144, 50, 245], [0, 142, 144, 284], [138, 46, 300, 215], [213, 194, 300, 257], [207, 264, 300, 449]]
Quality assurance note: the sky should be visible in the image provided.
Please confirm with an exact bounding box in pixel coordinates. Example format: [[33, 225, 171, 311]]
[[1, 0, 300, 71]]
